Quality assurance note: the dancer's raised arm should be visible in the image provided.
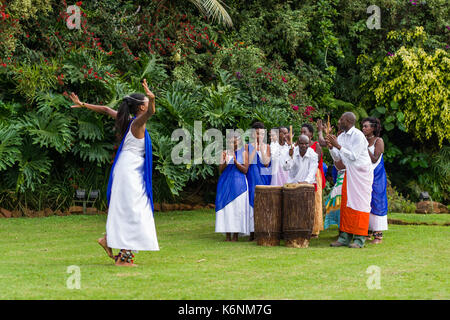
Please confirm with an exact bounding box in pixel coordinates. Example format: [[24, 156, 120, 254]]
[[131, 79, 156, 138], [69, 92, 118, 119]]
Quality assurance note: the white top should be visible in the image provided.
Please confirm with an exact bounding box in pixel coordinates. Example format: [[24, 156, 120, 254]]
[[282, 146, 318, 184], [270, 141, 290, 166], [368, 139, 382, 169], [270, 141, 290, 186], [329, 126, 372, 168], [121, 128, 145, 156]]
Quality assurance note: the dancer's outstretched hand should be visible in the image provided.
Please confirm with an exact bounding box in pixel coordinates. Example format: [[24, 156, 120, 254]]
[[69, 92, 83, 108], [142, 79, 155, 100]]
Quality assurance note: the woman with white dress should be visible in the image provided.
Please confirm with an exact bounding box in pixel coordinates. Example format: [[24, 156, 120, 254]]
[[362, 117, 388, 244], [215, 135, 250, 241], [69, 80, 158, 266]]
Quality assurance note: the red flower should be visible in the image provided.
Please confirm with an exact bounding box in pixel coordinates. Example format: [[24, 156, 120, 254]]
[[256, 67, 262, 74], [292, 105, 299, 111], [76, 1, 82, 6], [282, 77, 288, 83], [106, 51, 113, 56]]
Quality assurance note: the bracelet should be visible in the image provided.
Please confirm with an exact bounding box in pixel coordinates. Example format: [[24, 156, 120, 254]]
[[81, 102, 86, 107]]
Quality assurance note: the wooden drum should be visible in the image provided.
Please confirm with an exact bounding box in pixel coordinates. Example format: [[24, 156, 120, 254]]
[[254, 185, 283, 246], [282, 183, 316, 248]]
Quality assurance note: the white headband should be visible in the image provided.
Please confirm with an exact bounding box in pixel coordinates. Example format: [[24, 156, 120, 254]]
[[124, 95, 148, 103]]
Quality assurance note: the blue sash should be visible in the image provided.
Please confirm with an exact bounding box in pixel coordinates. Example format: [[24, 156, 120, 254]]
[[106, 118, 154, 213], [370, 155, 388, 216], [246, 143, 271, 207], [215, 148, 247, 212]]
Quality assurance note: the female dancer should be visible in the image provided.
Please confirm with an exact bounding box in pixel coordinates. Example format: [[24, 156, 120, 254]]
[[362, 117, 388, 244], [69, 80, 158, 266], [301, 123, 325, 238], [215, 134, 250, 241], [246, 122, 271, 241]]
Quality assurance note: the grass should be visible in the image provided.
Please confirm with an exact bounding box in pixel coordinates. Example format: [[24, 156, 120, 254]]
[[389, 213, 450, 225], [0, 209, 449, 300]]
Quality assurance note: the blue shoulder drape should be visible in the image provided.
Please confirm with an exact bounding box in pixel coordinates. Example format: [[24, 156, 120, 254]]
[[246, 143, 271, 208], [106, 119, 154, 213], [370, 155, 388, 216], [215, 148, 247, 212]]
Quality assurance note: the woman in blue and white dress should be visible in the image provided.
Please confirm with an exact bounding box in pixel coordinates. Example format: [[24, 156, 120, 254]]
[[245, 122, 271, 241], [215, 135, 250, 242], [362, 117, 388, 244], [69, 80, 158, 266]]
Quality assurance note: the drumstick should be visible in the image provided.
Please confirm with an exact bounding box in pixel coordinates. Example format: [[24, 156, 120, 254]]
[[326, 114, 331, 135], [289, 125, 293, 144]]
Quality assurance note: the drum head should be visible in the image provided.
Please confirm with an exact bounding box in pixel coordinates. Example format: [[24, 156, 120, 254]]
[[283, 183, 314, 190], [255, 185, 283, 190]]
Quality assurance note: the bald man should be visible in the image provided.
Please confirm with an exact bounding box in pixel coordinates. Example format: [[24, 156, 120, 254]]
[[326, 112, 374, 248], [283, 135, 318, 185]]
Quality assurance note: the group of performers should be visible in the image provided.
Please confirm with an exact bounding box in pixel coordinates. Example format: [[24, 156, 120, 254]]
[[68, 82, 388, 267], [215, 112, 388, 249]]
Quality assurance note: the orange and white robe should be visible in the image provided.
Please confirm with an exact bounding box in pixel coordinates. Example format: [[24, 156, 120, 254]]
[[329, 126, 373, 236]]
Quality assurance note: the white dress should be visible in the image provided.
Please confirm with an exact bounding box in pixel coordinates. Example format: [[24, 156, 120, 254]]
[[106, 128, 159, 251], [368, 144, 388, 232], [215, 154, 251, 235]]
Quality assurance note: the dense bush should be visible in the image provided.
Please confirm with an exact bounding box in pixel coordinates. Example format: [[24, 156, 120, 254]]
[[0, 0, 448, 211]]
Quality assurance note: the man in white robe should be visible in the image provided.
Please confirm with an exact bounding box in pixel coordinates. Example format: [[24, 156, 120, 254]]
[[326, 112, 374, 248]]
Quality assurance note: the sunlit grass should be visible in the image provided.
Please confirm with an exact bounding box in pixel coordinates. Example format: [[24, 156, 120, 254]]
[[0, 210, 448, 299]]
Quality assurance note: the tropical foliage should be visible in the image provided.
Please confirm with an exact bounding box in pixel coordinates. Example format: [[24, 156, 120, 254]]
[[0, 0, 448, 211]]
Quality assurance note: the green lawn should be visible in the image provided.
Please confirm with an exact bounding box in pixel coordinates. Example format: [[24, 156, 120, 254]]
[[389, 213, 450, 225], [0, 210, 449, 300]]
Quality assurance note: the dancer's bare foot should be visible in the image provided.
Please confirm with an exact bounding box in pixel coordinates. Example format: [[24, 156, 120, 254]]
[[97, 236, 114, 259], [231, 233, 238, 242]]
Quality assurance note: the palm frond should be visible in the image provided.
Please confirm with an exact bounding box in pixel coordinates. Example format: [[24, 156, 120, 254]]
[[188, 0, 233, 28]]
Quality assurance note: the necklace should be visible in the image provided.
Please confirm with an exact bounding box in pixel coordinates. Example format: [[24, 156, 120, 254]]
[[366, 135, 375, 140]]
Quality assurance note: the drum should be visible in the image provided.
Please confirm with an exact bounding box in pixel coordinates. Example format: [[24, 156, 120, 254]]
[[282, 183, 315, 248], [254, 185, 283, 246]]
